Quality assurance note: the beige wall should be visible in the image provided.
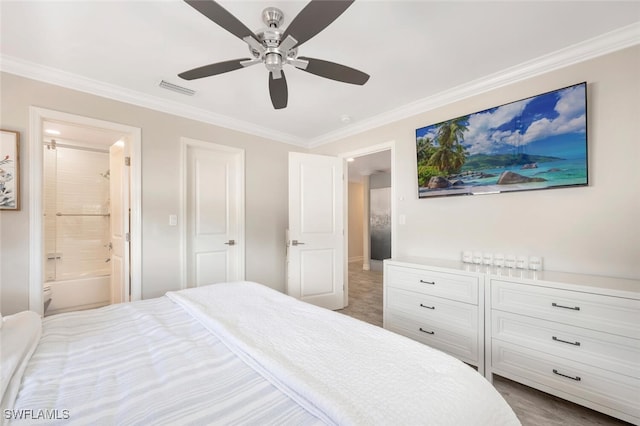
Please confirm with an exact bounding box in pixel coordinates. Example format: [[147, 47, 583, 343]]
[[0, 72, 304, 314], [313, 46, 640, 280], [348, 181, 364, 261], [2, 46, 639, 314]]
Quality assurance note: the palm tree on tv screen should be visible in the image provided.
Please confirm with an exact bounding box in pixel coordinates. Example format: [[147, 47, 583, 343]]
[[427, 116, 469, 175]]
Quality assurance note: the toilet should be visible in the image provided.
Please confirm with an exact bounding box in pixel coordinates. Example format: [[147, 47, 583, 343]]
[[43, 285, 52, 314]]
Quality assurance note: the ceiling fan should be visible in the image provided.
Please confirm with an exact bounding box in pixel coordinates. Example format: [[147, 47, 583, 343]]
[[178, 0, 370, 109]]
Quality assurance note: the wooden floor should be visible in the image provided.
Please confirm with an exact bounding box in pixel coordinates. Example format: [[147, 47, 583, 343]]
[[337, 262, 631, 426]]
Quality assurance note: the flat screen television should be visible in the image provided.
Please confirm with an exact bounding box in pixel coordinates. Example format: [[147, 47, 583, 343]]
[[415, 82, 588, 198]]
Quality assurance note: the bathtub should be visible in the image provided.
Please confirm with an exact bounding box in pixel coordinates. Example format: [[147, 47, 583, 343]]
[[45, 275, 111, 316]]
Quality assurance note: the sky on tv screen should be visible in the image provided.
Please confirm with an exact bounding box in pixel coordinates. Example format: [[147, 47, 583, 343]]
[[416, 83, 587, 160]]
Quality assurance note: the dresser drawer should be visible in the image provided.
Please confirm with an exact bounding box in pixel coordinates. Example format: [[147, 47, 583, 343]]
[[386, 265, 478, 304], [492, 310, 640, 378], [491, 280, 640, 338], [385, 313, 478, 363], [386, 287, 478, 332], [492, 340, 640, 420]]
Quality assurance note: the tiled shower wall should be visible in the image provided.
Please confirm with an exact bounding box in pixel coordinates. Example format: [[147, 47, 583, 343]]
[[44, 146, 111, 281]]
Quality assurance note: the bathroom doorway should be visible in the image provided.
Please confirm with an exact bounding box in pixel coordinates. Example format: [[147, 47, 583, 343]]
[[29, 107, 141, 316], [43, 123, 124, 314]]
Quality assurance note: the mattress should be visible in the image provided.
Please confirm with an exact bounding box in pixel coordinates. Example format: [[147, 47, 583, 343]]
[[4, 281, 520, 425]]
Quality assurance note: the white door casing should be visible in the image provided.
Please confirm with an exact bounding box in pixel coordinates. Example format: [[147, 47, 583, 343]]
[[109, 140, 130, 304], [287, 152, 344, 310], [181, 138, 245, 288]]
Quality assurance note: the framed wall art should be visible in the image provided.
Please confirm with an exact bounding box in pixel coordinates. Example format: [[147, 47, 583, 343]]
[[1, 129, 20, 210], [415, 82, 588, 198]]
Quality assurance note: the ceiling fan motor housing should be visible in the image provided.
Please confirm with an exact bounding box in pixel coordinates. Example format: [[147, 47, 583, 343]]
[[251, 8, 301, 79]]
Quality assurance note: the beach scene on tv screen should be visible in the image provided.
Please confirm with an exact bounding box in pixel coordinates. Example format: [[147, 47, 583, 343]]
[[415, 82, 587, 198]]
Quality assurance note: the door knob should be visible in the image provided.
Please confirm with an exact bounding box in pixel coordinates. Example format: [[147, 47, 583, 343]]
[[224, 240, 235, 246], [291, 240, 305, 246]]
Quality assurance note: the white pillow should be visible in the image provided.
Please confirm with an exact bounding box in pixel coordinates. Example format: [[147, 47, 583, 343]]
[[0, 311, 41, 412]]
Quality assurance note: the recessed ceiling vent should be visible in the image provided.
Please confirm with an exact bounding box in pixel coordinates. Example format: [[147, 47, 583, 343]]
[[159, 80, 195, 96]]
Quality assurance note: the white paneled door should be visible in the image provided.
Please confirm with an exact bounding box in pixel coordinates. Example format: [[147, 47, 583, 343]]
[[184, 140, 244, 288], [288, 152, 344, 310], [109, 140, 130, 304]]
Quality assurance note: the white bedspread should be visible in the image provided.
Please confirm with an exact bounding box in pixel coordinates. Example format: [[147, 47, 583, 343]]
[[167, 281, 520, 426], [10, 297, 322, 426]]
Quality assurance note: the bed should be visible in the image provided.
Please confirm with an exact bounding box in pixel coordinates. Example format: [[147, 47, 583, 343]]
[[2, 281, 520, 425]]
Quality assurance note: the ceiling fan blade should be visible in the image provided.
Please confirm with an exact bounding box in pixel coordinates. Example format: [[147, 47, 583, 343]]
[[269, 71, 288, 109], [297, 57, 369, 85], [282, 0, 354, 48], [185, 0, 259, 43], [178, 58, 251, 80]]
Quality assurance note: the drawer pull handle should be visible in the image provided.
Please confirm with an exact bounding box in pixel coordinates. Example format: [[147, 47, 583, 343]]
[[552, 302, 580, 311], [552, 336, 581, 346], [552, 369, 581, 381], [419, 279, 435, 285], [419, 327, 435, 335], [419, 303, 435, 310]]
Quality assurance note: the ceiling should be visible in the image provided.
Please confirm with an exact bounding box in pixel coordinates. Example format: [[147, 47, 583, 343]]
[[1, 1, 639, 147], [42, 120, 128, 149], [347, 150, 391, 182]]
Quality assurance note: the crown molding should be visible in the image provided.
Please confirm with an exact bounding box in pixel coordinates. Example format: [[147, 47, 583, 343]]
[[0, 56, 307, 147], [2, 22, 638, 150], [307, 21, 640, 148]]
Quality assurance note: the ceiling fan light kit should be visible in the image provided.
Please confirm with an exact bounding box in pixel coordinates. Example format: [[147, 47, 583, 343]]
[[179, 0, 370, 109]]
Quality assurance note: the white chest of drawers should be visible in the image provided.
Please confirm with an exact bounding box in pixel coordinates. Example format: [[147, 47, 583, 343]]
[[383, 258, 640, 424], [383, 258, 485, 373], [487, 272, 640, 424]]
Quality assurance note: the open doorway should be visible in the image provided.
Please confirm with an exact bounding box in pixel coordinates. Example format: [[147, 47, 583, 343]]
[[41, 120, 132, 315], [29, 107, 141, 316], [337, 142, 394, 326], [347, 150, 392, 272]]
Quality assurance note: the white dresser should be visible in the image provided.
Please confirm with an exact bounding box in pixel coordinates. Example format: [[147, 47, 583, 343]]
[[383, 258, 485, 373], [383, 257, 640, 424], [487, 269, 640, 424]]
